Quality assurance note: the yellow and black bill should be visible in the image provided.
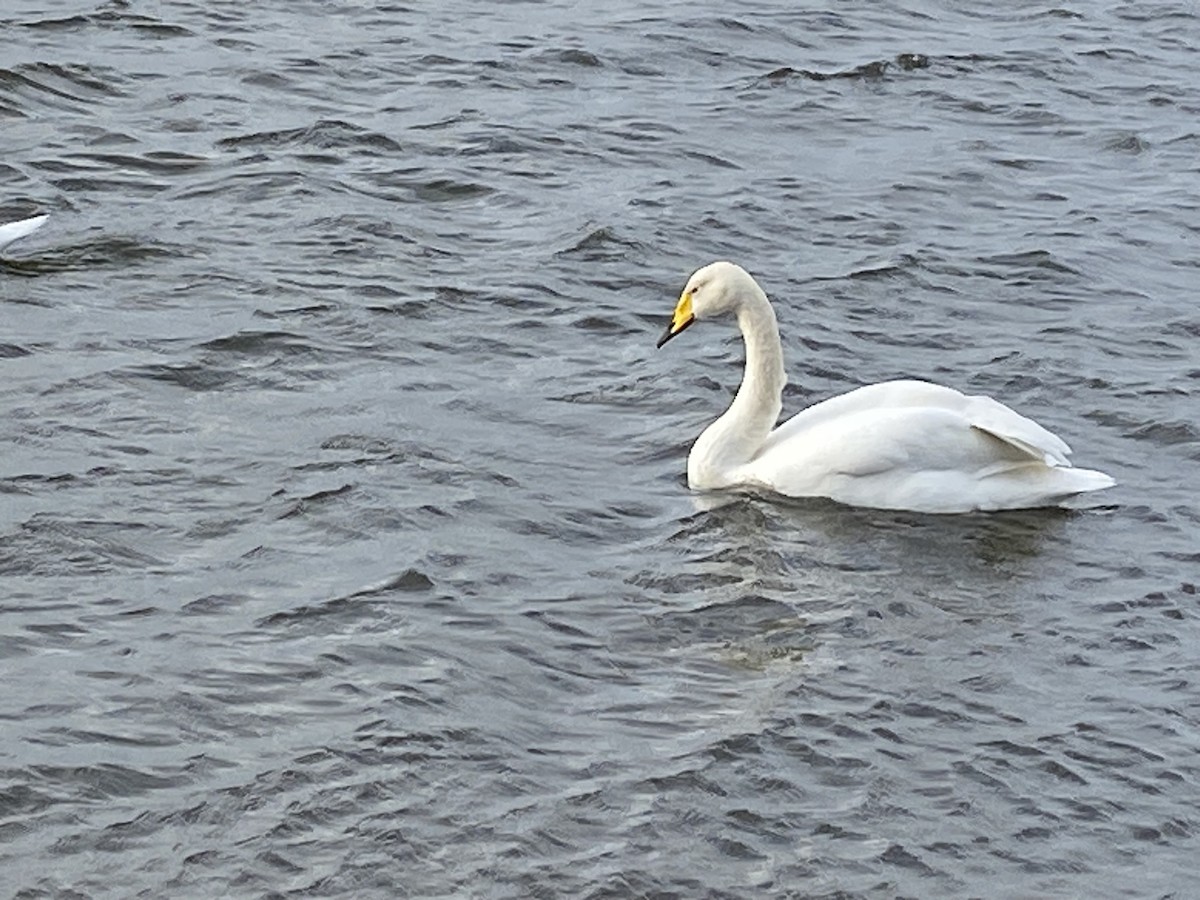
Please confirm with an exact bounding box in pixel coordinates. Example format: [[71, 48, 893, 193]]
[[656, 291, 695, 349]]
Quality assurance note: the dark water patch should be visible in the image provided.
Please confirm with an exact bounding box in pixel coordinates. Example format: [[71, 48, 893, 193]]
[[363, 568, 435, 594], [1105, 132, 1151, 154], [216, 119, 403, 154], [457, 132, 543, 156], [550, 374, 664, 408], [318, 434, 398, 456], [972, 249, 1081, 280], [0, 516, 166, 575], [277, 483, 357, 519], [11, 236, 187, 275], [762, 53, 930, 85], [363, 297, 432, 318], [842, 257, 921, 281], [199, 330, 324, 358], [117, 362, 247, 392], [255, 595, 379, 631], [568, 313, 640, 336], [16, 15, 93, 32], [181, 593, 252, 616], [681, 148, 742, 170], [556, 226, 646, 261], [1098, 416, 1199, 447], [413, 178, 494, 202], [0, 62, 126, 102], [540, 48, 605, 68], [61, 150, 210, 175], [18, 7, 193, 38], [126, 20, 193, 39], [46, 174, 170, 195]]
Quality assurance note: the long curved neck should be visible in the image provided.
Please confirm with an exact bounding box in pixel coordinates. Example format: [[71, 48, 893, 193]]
[[689, 284, 786, 486]]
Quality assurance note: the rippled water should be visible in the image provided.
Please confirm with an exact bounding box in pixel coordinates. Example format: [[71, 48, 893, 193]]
[[3, 1, 1199, 897]]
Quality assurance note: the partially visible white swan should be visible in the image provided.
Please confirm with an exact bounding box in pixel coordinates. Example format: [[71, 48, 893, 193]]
[[657, 261, 1115, 513], [0, 214, 48, 253]]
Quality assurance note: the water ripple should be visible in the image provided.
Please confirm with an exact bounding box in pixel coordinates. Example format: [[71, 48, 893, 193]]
[[2, 0, 1199, 897]]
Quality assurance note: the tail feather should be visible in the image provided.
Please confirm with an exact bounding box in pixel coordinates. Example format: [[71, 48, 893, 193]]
[[1054, 466, 1116, 497], [976, 463, 1115, 511]]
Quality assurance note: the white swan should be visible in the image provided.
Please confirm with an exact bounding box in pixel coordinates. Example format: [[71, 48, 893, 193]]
[[0, 214, 48, 253], [657, 261, 1115, 513]]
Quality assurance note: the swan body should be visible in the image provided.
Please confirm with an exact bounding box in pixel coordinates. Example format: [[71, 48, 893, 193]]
[[657, 261, 1115, 513], [0, 214, 48, 252]]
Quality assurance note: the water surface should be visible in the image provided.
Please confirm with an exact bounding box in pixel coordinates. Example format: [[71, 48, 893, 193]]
[[2, 1, 1198, 897]]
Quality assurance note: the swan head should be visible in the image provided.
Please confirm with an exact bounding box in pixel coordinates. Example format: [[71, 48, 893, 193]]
[[656, 261, 758, 348]]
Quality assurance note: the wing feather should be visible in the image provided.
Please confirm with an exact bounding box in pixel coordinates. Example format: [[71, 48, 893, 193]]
[[964, 394, 1072, 467], [763, 379, 1074, 469], [0, 214, 48, 251]]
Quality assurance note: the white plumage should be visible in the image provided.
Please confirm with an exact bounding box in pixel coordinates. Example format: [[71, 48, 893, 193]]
[[657, 261, 1115, 513], [0, 214, 48, 252]]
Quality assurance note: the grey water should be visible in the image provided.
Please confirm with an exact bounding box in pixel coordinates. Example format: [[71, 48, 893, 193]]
[[2, 1, 1198, 897]]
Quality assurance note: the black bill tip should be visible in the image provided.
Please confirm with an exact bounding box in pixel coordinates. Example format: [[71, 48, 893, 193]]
[[656, 316, 694, 349]]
